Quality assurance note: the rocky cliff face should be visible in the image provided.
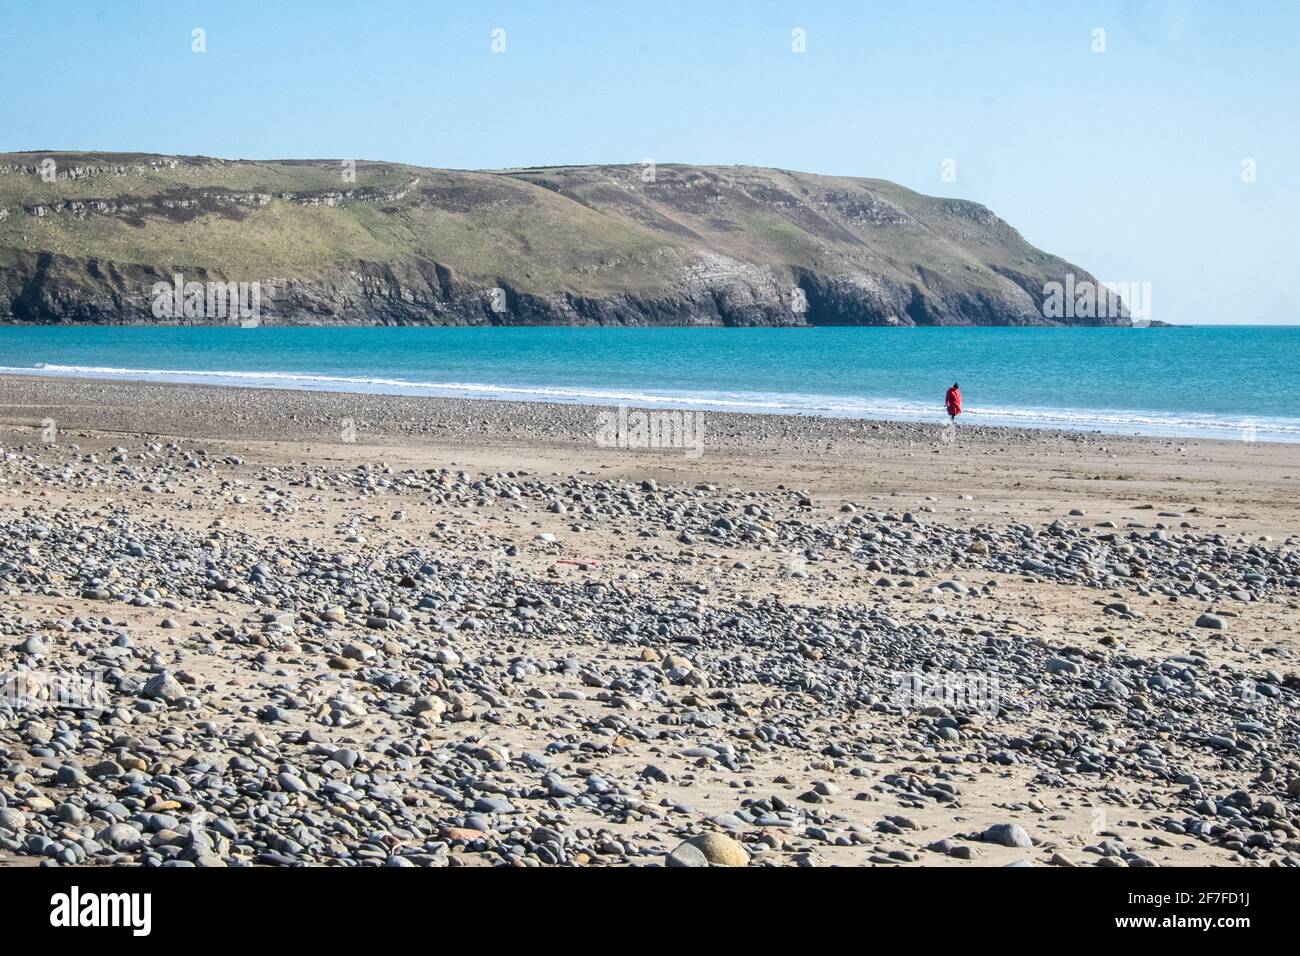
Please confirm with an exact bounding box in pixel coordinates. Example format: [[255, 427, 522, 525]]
[[0, 153, 1128, 327]]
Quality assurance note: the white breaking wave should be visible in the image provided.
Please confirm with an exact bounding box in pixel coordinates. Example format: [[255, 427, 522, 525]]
[[3, 362, 1298, 442]]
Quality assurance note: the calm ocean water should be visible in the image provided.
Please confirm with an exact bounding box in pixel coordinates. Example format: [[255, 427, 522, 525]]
[[0, 325, 1295, 442]]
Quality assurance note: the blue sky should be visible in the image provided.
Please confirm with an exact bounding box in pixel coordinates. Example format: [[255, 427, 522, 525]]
[[1, 0, 1296, 324]]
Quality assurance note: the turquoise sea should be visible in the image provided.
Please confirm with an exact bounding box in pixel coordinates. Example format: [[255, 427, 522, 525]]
[[0, 325, 1296, 442]]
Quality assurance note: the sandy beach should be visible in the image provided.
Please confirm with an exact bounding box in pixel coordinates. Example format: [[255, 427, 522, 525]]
[[0, 373, 1297, 868]]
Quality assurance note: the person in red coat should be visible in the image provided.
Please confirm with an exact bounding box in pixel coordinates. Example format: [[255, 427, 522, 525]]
[[944, 382, 962, 423]]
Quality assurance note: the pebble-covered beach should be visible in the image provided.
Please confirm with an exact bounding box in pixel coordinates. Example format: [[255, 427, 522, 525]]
[[1, 375, 1298, 868]]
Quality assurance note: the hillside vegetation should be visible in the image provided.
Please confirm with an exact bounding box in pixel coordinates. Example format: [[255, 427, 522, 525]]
[[0, 152, 1126, 326]]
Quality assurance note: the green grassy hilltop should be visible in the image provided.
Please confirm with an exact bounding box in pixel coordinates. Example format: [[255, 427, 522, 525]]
[[0, 152, 1126, 326]]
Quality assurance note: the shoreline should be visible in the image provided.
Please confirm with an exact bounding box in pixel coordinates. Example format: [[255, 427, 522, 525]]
[[0, 369, 1295, 446], [3, 372, 1300, 541]]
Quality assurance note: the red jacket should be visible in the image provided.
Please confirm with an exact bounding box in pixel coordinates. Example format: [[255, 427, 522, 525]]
[[945, 387, 962, 416]]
